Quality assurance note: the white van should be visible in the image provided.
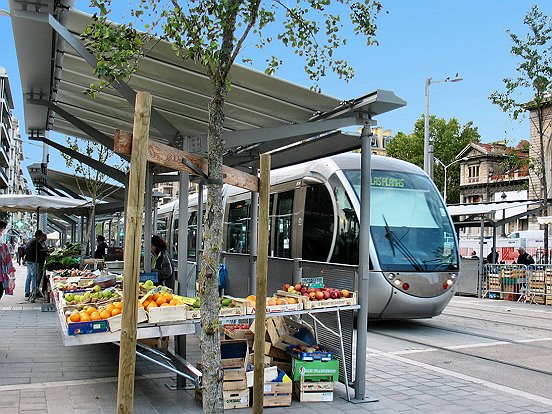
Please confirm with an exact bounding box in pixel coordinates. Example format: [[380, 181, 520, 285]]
[[507, 230, 544, 240]]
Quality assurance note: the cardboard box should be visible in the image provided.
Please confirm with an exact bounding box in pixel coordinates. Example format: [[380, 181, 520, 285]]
[[292, 358, 339, 382], [245, 365, 278, 388], [67, 320, 109, 336], [224, 324, 254, 340]]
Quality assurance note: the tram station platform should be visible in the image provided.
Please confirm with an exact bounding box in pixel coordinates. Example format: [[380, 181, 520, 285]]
[[1, 263, 551, 413]]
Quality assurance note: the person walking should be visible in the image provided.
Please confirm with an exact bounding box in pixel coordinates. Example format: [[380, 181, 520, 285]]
[[37, 233, 49, 297], [151, 234, 174, 291], [17, 241, 25, 265], [0, 220, 16, 300], [486, 247, 499, 264], [24, 230, 43, 298]]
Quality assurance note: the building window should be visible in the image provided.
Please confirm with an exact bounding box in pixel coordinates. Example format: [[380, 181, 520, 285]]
[[467, 165, 480, 183]]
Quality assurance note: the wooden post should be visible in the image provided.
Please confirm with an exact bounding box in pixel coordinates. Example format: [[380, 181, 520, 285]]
[[116, 92, 152, 414], [252, 153, 271, 413]]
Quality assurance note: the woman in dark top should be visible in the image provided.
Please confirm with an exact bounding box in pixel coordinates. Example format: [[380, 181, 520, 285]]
[[94, 235, 108, 259], [151, 235, 174, 291]]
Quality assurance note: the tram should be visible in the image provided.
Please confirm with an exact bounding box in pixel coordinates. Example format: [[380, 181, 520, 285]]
[[157, 153, 460, 319]]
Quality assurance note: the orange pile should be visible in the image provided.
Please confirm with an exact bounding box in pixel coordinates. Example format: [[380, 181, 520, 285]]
[[140, 291, 182, 311], [66, 301, 123, 324]]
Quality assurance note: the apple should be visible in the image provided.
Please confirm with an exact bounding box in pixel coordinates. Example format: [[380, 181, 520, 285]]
[[330, 291, 339, 299], [323, 291, 330, 300], [294, 283, 302, 291], [341, 289, 350, 298], [315, 291, 324, 300], [288, 286, 296, 293], [300, 287, 307, 294], [307, 288, 315, 294], [282, 284, 290, 291], [309, 292, 317, 300], [302, 292, 310, 297]]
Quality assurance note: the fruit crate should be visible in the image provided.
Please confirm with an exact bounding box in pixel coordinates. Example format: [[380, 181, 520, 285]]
[[108, 308, 148, 332], [224, 324, 254, 340], [292, 358, 339, 382], [147, 304, 187, 324], [301, 292, 356, 310], [289, 347, 333, 362], [195, 387, 249, 410], [294, 380, 334, 402]]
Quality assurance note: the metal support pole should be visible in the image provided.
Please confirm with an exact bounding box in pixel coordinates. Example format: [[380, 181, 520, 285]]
[[249, 166, 259, 294], [292, 258, 302, 286], [144, 165, 153, 272], [195, 184, 204, 283], [174, 171, 189, 390], [353, 125, 375, 403], [424, 78, 431, 176], [478, 216, 485, 298]]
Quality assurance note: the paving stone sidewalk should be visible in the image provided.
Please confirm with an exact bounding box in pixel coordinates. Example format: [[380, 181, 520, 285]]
[[2, 263, 552, 413]]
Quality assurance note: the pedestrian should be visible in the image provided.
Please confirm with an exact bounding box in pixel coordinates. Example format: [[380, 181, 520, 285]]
[[486, 247, 499, 264], [37, 233, 49, 297], [17, 241, 25, 265], [151, 234, 174, 291], [94, 235, 108, 259], [24, 230, 43, 298], [471, 250, 478, 259], [516, 247, 534, 265], [0, 220, 16, 300]]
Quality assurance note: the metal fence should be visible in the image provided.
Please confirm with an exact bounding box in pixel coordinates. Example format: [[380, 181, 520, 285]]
[[482, 264, 552, 305]]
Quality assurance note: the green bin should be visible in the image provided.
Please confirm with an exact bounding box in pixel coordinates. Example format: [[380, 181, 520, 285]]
[[292, 358, 339, 382]]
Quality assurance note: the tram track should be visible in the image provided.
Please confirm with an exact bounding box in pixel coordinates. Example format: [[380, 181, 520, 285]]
[[368, 319, 552, 377]]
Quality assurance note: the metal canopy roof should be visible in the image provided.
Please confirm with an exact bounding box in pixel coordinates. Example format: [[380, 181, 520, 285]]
[[9, 0, 406, 171], [447, 201, 541, 217]]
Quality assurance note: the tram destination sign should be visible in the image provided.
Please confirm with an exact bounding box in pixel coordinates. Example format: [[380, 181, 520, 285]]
[[301, 277, 324, 288]]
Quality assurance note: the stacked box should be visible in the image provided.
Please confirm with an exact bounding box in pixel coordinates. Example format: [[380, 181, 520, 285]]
[[486, 274, 501, 292], [262, 381, 292, 407], [195, 388, 249, 410], [294, 380, 334, 402]]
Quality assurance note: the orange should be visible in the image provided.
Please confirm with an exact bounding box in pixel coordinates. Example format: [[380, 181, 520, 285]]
[[80, 313, 91, 322], [90, 312, 101, 321], [86, 307, 98, 315], [146, 302, 158, 311], [113, 302, 123, 310], [100, 310, 111, 319], [286, 297, 297, 304], [156, 296, 167, 306], [152, 293, 161, 302], [267, 298, 277, 306], [169, 299, 179, 306], [246, 295, 256, 302], [163, 293, 173, 301], [275, 298, 288, 305], [142, 300, 151, 308], [69, 312, 80, 323], [111, 308, 122, 317], [160, 303, 169, 307], [105, 304, 115, 313]]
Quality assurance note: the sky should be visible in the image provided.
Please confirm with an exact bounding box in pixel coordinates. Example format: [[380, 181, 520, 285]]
[[0, 0, 549, 191]]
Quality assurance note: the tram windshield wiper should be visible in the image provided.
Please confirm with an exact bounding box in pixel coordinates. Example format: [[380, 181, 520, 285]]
[[382, 215, 424, 272]]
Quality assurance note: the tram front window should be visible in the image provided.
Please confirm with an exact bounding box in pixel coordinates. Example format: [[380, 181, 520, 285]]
[[344, 170, 459, 272]]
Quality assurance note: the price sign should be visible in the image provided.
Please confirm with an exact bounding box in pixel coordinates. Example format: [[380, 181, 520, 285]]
[[301, 277, 324, 288]]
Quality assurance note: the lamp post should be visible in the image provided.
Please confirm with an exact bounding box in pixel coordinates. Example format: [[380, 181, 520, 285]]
[[434, 157, 468, 204], [424, 75, 463, 178], [501, 192, 507, 237]]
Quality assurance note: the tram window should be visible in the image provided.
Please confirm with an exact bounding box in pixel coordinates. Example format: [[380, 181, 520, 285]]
[[188, 212, 198, 259], [329, 175, 360, 265], [157, 217, 168, 242], [226, 200, 250, 253], [302, 184, 334, 261], [274, 190, 294, 258]]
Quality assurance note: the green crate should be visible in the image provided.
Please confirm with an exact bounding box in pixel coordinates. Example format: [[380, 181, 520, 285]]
[[292, 358, 339, 382], [502, 277, 518, 285]]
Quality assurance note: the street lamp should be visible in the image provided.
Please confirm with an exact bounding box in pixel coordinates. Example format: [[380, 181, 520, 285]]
[[501, 192, 507, 237], [424, 75, 463, 178], [434, 156, 468, 204]]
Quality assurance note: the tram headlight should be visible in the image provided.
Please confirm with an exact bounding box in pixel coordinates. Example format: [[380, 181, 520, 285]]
[[387, 273, 395, 280], [393, 279, 401, 287]]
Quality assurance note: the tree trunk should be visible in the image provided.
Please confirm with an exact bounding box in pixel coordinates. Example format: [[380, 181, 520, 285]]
[[199, 79, 227, 413], [80, 205, 96, 269]]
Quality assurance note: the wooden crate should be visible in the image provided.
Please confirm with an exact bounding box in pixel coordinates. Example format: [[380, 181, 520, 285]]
[[195, 387, 249, 410], [294, 380, 334, 402], [223, 369, 247, 391], [108, 308, 147, 332], [147, 304, 187, 324], [262, 382, 292, 407]]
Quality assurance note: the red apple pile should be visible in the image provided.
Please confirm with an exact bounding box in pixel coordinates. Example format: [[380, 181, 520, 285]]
[[281, 283, 351, 301]]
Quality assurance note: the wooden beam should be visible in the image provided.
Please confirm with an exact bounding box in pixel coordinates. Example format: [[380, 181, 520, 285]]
[[252, 153, 271, 413], [116, 92, 151, 414], [114, 129, 259, 193]]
